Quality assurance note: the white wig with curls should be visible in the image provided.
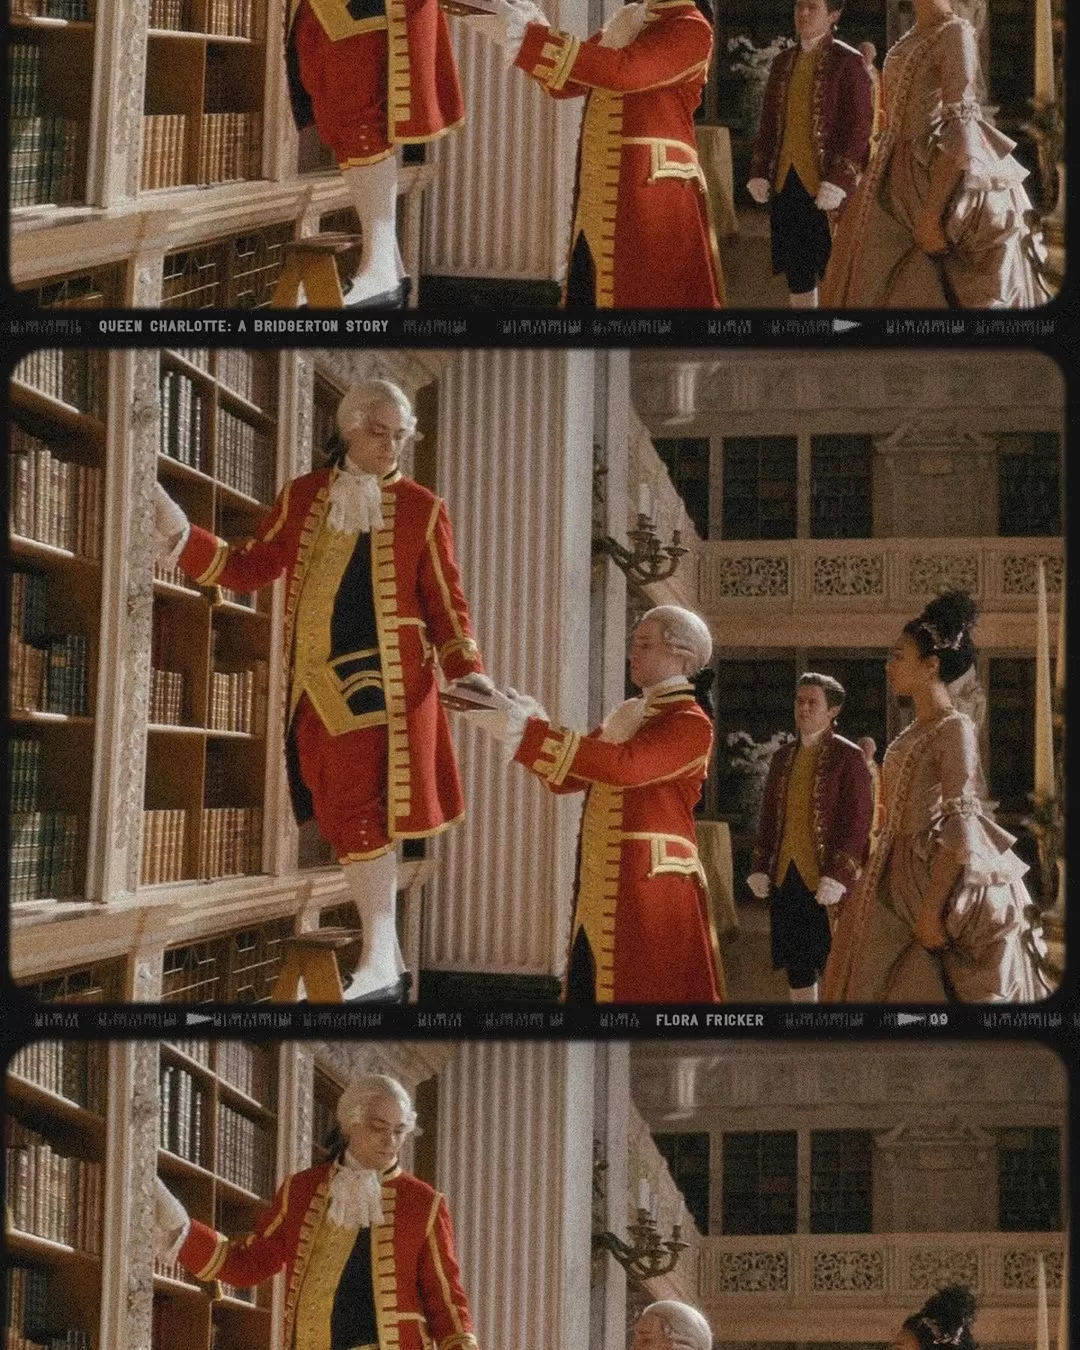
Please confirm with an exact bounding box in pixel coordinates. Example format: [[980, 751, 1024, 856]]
[[336, 1073, 417, 1136], [641, 605, 713, 675], [637, 1300, 713, 1350], [336, 378, 418, 440]]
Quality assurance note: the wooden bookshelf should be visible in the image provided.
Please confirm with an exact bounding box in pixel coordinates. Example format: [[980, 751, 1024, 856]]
[[142, 349, 278, 889], [8, 352, 107, 907], [9, 0, 96, 209], [5, 1042, 108, 1350], [310, 1065, 344, 1165], [154, 1041, 279, 1350]]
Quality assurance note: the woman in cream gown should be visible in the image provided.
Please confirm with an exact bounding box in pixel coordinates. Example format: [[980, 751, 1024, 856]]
[[821, 1, 1048, 307], [823, 592, 1049, 1003]]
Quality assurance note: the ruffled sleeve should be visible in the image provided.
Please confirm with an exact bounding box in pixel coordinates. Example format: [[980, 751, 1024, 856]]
[[936, 715, 1027, 885], [935, 20, 1027, 189]]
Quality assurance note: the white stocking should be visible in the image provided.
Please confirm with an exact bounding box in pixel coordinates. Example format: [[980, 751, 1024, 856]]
[[789, 287, 819, 308], [339, 156, 406, 303], [340, 850, 404, 999], [789, 982, 819, 1003]]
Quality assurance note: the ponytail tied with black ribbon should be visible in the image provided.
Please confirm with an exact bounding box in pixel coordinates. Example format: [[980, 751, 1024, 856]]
[[692, 667, 715, 718]]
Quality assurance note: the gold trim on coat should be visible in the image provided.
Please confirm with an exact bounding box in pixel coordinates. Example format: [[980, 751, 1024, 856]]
[[574, 783, 623, 1002], [372, 1180, 400, 1349], [371, 486, 412, 835], [284, 1176, 333, 1350], [573, 90, 623, 308]]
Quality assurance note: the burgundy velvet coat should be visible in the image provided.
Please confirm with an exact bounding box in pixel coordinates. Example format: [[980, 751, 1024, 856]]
[[751, 727, 873, 896], [749, 33, 873, 197]]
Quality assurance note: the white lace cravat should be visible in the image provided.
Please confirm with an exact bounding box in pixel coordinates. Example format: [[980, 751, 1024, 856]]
[[326, 463, 385, 535], [326, 1154, 385, 1229], [599, 697, 647, 745]]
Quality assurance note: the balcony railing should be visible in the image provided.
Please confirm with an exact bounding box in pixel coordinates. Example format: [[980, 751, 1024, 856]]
[[698, 536, 1064, 613], [698, 1230, 1064, 1307]]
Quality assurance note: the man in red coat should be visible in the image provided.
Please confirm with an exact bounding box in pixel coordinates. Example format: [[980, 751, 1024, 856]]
[[154, 378, 490, 999], [286, 0, 466, 304], [472, 0, 724, 308], [461, 606, 723, 1002], [747, 673, 873, 1002], [155, 1073, 479, 1350], [747, 0, 872, 306]]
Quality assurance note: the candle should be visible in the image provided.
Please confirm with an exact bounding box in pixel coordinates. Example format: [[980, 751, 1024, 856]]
[[1058, 1233, 1068, 1348], [638, 1179, 649, 1212], [1035, 0, 1055, 104], [638, 484, 650, 519], [1036, 1253, 1050, 1350], [1034, 560, 1055, 799]]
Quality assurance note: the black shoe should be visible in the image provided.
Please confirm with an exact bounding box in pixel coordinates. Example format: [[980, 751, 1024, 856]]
[[345, 276, 411, 310], [343, 974, 407, 1004]]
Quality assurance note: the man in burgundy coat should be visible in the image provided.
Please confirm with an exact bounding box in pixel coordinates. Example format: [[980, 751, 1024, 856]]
[[747, 672, 873, 1002], [747, 0, 872, 306]]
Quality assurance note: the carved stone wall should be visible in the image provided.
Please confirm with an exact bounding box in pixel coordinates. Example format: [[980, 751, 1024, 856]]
[[873, 424, 998, 538]]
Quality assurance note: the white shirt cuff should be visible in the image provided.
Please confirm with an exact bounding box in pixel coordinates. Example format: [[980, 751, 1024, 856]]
[[816, 877, 847, 907], [161, 1215, 191, 1264], [746, 872, 771, 900], [163, 519, 192, 568]]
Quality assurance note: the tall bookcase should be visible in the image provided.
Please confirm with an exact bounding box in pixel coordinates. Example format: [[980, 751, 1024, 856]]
[[8, 350, 107, 906], [9, 0, 97, 208], [153, 1040, 280, 1350], [5, 1042, 109, 1350], [144, 348, 278, 889]]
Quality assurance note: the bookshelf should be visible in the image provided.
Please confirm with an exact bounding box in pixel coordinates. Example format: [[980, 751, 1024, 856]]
[[310, 1066, 344, 1165], [143, 348, 277, 889], [154, 1041, 279, 1350], [5, 1043, 108, 1350], [9, 0, 96, 209], [8, 351, 107, 906]]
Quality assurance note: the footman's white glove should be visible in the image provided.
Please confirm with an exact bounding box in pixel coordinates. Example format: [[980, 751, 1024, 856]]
[[154, 1177, 190, 1257], [747, 178, 771, 205], [746, 872, 771, 900], [154, 482, 190, 563], [815, 877, 846, 907], [814, 182, 846, 212], [466, 0, 548, 57]]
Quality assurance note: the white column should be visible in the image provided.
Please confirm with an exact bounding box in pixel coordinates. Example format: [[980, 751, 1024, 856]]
[[426, 349, 595, 979], [423, 0, 589, 281], [592, 351, 631, 726], [436, 1041, 594, 1350], [596, 1044, 631, 1350]]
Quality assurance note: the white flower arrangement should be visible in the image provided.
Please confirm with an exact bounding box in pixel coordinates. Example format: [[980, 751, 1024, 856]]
[[726, 728, 794, 769], [726, 34, 795, 81]]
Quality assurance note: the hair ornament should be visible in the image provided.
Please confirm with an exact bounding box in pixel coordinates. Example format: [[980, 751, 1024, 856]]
[[918, 621, 965, 652], [914, 1315, 968, 1347]]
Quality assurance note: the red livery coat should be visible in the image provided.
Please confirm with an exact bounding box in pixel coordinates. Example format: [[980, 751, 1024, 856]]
[[286, 0, 465, 164], [750, 33, 873, 198], [751, 727, 874, 896], [177, 467, 483, 845], [177, 1163, 478, 1350], [515, 0, 724, 308], [516, 682, 723, 1002]]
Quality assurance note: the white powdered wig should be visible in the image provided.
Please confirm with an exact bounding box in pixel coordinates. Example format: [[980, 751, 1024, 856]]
[[336, 1073, 417, 1135], [641, 605, 713, 675], [336, 378, 418, 440], [639, 1300, 713, 1350]]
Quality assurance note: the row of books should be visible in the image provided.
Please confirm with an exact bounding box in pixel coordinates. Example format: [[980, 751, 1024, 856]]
[[171, 348, 211, 371], [197, 111, 262, 187], [217, 1102, 273, 1197], [152, 1253, 198, 1288], [208, 664, 267, 735], [11, 0, 91, 18], [218, 408, 272, 502], [159, 1063, 205, 1164], [10, 117, 79, 208], [6, 1124, 103, 1253], [11, 572, 48, 643], [166, 1039, 211, 1066], [140, 114, 190, 193], [14, 351, 104, 419], [214, 1042, 272, 1104], [11, 45, 43, 119], [206, 0, 259, 37], [8, 1042, 105, 1113], [159, 367, 206, 466], [153, 559, 197, 591], [150, 667, 188, 725], [10, 812, 80, 903], [9, 433, 104, 557], [6, 1264, 92, 1350], [10, 634, 91, 717], [140, 810, 188, 886], [217, 351, 265, 406], [148, 0, 187, 28], [10, 739, 42, 815], [199, 807, 263, 878], [219, 585, 256, 609]]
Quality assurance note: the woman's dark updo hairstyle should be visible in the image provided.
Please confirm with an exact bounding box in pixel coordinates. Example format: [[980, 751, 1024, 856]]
[[903, 590, 978, 683], [902, 1284, 978, 1350]]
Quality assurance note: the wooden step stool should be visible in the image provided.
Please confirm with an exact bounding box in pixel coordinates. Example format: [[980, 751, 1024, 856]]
[[270, 233, 363, 308], [271, 927, 364, 1001]]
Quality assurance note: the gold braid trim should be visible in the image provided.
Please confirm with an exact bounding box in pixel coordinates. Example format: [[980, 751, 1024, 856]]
[[424, 1193, 464, 1337], [386, 0, 412, 139], [575, 784, 623, 1002], [372, 487, 411, 833], [284, 1178, 332, 1350], [195, 537, 230, 586], [372, 1181, 401, 1350], [194, 1231, 230, 1281]]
